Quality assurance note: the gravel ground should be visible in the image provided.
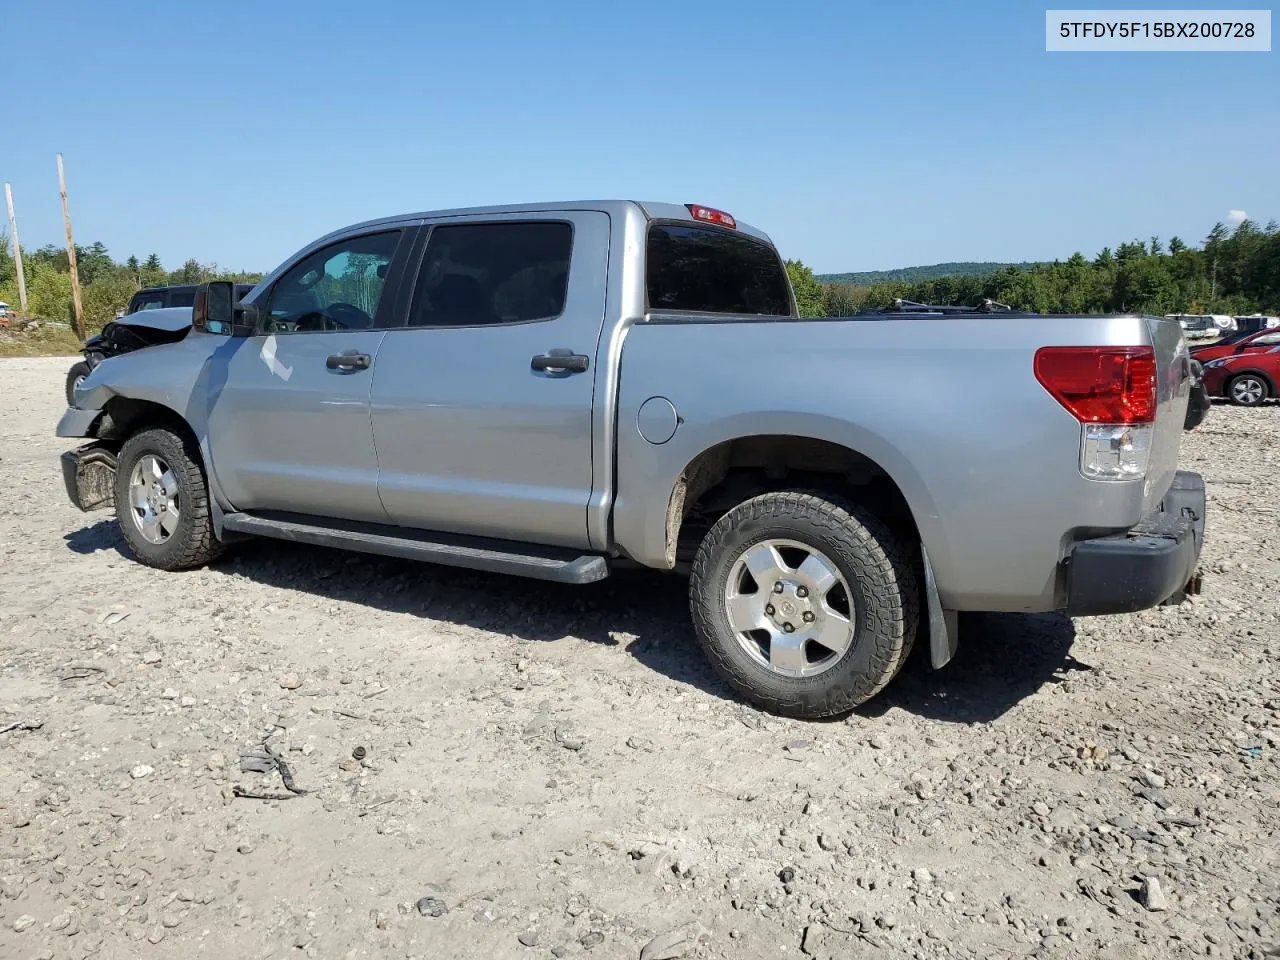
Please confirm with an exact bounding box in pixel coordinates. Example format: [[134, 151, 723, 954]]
[[1, 355, 1277, 960]]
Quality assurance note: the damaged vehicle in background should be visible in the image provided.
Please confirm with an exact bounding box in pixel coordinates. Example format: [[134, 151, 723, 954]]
[[65, 283, 256, 404]]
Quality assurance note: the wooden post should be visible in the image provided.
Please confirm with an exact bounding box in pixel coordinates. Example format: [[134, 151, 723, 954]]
[[56, 153, 85, 340], [4, 182, 28, 314]]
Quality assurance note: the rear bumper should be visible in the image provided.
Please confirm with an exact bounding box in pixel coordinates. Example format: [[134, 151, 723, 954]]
[[61, 444, 117, 512], [1064, 470, 1205, 616]]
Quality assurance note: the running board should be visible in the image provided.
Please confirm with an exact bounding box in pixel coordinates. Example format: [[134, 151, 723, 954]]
[[220, 512, 610, 584]]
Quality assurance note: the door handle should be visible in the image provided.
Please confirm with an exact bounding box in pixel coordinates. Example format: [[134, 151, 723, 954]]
[[531, 352, 589, 374], [327, 352, 371, 371]]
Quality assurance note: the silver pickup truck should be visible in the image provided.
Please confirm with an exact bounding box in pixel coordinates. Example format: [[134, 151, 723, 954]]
[[57, 200, 1205, 718]]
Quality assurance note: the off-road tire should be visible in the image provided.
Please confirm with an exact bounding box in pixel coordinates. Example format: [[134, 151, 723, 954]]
[[65, 361, 91, 406], [113, 427, 224, 570], [689, 490, 918, 719]]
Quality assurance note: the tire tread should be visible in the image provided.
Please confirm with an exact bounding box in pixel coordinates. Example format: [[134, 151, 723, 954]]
[[114, 428, 223, 571], [689, 489, 918, 719]]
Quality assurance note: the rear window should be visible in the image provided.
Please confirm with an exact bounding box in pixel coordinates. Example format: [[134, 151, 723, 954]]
[[130, 294, 165, 312], [646, 223, 792, 316]]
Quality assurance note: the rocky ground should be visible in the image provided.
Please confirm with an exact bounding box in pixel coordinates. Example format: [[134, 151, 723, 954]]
[[1, 355, 1277, 960]]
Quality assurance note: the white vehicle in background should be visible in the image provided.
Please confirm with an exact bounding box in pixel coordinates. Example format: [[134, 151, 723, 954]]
[[1165, 314, 1236, 339]]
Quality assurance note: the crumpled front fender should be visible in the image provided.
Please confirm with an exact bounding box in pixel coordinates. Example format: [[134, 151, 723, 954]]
[[56, 406, 105, 439]]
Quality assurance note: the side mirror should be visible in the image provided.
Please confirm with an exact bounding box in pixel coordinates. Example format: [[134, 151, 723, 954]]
[[193, 281, 257, 336]]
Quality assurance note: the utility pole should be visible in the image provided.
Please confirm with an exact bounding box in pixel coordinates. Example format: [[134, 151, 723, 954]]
[[56, 153, 85, 340], [4, 183, 28, 314]]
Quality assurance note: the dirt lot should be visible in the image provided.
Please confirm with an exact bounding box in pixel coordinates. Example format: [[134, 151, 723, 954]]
[[1, 355, 1277, 960]]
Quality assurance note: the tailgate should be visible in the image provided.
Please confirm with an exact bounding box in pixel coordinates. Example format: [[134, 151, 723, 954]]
[[1143, 315, 1191, 512]]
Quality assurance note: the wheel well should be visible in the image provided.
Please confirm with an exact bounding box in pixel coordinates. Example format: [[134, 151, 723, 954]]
[[100, 397, 199, 449], [666, 436, 921, 567]]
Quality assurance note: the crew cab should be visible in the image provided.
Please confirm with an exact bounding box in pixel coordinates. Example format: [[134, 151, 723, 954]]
[[56, 200, 1206, 718]]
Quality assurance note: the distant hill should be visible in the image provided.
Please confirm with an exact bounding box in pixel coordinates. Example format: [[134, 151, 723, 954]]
[[818, 262, 1042, 285]]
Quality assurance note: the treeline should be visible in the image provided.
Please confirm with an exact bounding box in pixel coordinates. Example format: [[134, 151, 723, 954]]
[[818, 261, 1042, 286], [6, 218, 1278, 334], [0, 239, 263, 335], [789, 219, 1280, 318]]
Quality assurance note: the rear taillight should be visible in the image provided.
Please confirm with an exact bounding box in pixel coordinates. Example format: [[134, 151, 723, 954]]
[[1034, 346, 1156, 423], [1034, 346, 1158, 482]]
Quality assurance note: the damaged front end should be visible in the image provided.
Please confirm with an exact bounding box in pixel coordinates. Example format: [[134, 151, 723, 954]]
[[60, 443, 118, 511], [76, 307, 194, 381]]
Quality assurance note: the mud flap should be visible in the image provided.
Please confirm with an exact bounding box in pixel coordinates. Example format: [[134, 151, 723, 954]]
[[921, 544, 958, 669], [60, 444, 118, 511]]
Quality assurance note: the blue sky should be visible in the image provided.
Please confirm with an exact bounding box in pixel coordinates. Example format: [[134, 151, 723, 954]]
[[2, 0, 1276, 274]]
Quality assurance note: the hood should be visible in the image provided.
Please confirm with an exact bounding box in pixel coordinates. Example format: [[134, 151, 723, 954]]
[[115, 306, 193, 332]]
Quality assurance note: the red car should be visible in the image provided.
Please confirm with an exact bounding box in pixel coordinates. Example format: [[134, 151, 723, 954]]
[[1190, 327, 1280, 362], [1201, 344, 1280, 406]]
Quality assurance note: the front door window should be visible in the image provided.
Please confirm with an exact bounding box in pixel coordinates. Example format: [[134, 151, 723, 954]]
[[263, 231, 402, 333]]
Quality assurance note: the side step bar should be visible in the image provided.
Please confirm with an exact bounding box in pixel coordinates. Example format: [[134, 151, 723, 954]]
[[221, 512, 610, 585]]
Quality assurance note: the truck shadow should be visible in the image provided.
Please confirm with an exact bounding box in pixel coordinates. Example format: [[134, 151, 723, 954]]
[[855, 612, 1086, 724], [64, 522, 1084, 724], [64, 518, 126, 555]]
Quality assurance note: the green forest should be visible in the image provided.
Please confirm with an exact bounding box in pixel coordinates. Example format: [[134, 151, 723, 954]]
[[3, 217, 1278, 341], [818, 261, 1041, 285], [788, 218, 1280, 319], [0, 239, 262, 336]]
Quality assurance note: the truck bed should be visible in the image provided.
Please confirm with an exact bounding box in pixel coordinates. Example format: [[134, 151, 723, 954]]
[[611, 311, 1191, 613]]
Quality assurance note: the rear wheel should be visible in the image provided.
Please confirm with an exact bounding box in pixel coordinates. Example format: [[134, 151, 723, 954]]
[[113, 427, 224, 570], [689, 490, 918, 719], [1227, 373, 1269, 406], [65, 361, 91, 406]]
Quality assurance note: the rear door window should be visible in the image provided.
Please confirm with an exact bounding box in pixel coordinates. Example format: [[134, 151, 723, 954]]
[[407, 221, 573, 327], [646, 223, 793, 316]]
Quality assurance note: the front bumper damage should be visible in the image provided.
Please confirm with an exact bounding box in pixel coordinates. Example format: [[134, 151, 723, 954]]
[[1064, 470, 1205, 616], [61, 443, 117, 511]]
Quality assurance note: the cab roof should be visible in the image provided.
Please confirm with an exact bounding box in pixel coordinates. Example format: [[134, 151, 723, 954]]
[[316, 200, 774, 247]]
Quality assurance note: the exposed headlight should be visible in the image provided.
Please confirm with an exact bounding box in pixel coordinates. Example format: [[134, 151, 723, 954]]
[[1204, 358, 1226, 368]]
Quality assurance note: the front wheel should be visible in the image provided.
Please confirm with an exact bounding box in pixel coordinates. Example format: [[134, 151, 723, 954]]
[[65, 361, 91, 406], [689, 490, 919, 719], [1227, 373, 1269, 406], [113, 428, 224, 570]]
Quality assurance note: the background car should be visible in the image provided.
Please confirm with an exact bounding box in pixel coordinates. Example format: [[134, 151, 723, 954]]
[[1190, 327, 1280, 363], [114, 282, 256, 319], [1166, 313, 1236, 338], [1201, 345, 1280, 406], [1233, 314, 1280, 333]]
